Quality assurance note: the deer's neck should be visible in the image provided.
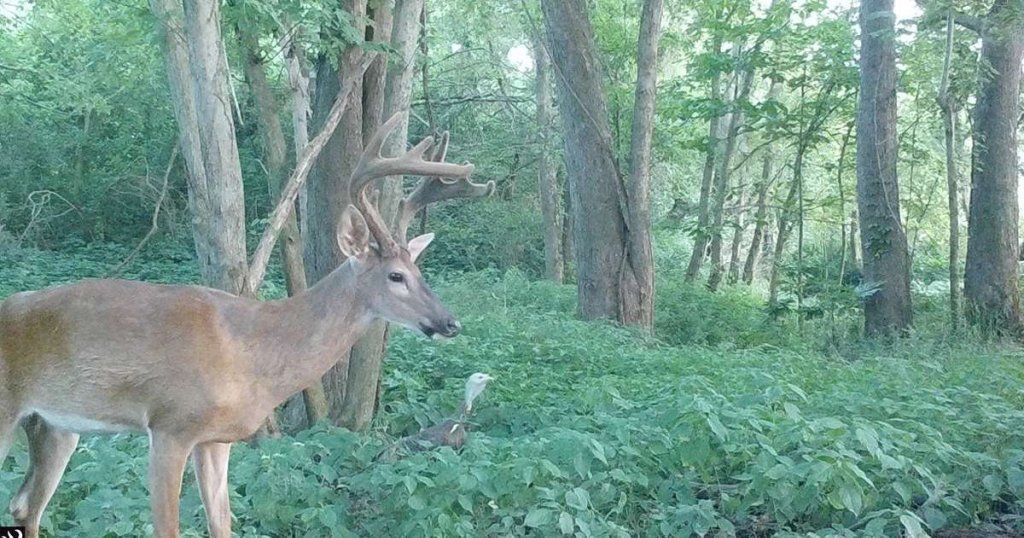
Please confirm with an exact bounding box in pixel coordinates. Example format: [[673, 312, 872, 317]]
[[242, 262, 375, 404]]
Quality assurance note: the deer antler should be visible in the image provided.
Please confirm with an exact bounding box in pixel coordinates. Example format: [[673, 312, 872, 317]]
[[349, 113, 478, 256], [396, 131, 496, 245]]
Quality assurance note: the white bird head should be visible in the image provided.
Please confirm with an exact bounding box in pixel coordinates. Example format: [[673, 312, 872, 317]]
[[463, 372, 494, 413]]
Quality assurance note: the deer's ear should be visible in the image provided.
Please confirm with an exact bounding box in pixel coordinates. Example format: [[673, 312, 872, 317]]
[[407, 233, 435, 263], [338, 205, 371, 259]]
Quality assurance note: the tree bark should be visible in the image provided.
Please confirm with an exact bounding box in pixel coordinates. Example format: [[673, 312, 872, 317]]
[[540, 0, 657, 328], [623, 0, 663, 328], [280, 24, 328, 427], [769, 150, 803, 307], [238, 24, 308, 299], [727, 181, 747, 283], [707, 63, 754, 291], [856, 0, 912, 335], [684, 36, 723, 282], [742, 153, 772, 285], [305, 0, 368, 426], [150, 0, 248, 295], [963, 0, 1023, 334], [937, 10, 961, 329], [339, 0, 399, 433], [534, 32, 564, 283]]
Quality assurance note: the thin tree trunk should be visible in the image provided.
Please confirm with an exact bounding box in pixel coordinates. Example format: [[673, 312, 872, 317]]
[[856, 0, 912, 335], [963, 0, 1023, 334], [707, 63, 754, 292], [742, 153, 772, 284], [535, 32, 564, 283], [727, 181, 747, 283], [769, 150, 803, 307], [622, 0, 663, 329], [280, 23, 328, 427], [684, 36, 723, 282], [938, 10, 960, 329], [238, 24, 307, 298], [836, 120, 854, 284]]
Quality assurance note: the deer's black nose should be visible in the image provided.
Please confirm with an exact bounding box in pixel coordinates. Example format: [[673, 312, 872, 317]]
[[442, 318, 461, 337]]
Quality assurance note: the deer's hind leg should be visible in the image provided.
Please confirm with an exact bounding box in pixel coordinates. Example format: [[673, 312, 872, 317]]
[[9, 414, 78, 538]]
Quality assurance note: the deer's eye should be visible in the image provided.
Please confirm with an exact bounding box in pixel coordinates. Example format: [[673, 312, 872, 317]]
[[388, 272, 405, 283]]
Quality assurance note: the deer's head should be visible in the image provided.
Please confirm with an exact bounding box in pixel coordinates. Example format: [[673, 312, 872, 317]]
[[338, 114, 493, 339]]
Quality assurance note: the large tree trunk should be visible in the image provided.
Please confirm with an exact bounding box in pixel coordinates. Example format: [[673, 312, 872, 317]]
[[856, 0, 912, 335], [535, 32, 564, 283], [623, 0, 663, 328], [963, 0, 1023, 334], [541, 0, 657, 328], [937, 11, 961, 329], [684, 36, 723, 282], [338, 0, 399, 433], [305, 0, 368, 427], [151, 0, 247, 294]]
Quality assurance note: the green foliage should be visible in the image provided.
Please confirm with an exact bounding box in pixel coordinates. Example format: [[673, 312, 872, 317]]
[[1, 248, 1022, 536], [421, 199, 546, 278]]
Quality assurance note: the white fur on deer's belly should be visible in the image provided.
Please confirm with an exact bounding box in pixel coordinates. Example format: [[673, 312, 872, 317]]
[[31, 408, 139, 433]]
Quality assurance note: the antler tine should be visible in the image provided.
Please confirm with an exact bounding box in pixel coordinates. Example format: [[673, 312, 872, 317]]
[[347, 112, 476, 256], [396, 131, 495, 244]]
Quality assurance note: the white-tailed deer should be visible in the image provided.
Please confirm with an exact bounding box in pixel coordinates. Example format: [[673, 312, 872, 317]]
[[0, 113, 493, 538]]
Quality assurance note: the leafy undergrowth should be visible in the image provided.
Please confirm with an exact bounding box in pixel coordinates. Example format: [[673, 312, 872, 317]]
[[0, 247, 1023, 537]]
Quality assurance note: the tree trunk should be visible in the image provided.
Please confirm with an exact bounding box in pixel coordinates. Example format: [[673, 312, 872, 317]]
[[769, 150, 803, 307], [963, 0, 1023, 334], [534, 32, 564, 283], [541, 0, 657, 328], [238, 24, 308, 299], [856, 0, 912, 335], [150, 0, 248, 295], [280, 22, 328, 427], [305, 0, 368, 426], [937, 10, 961, 329], [835, 120, 854, 284], [623, 0, 663, 328], [338, 0, 400, 433], [707, 65, 754, 291], [727, 181, 747, 283], [743, 152, 772, 284], [684, 36, 723, 282]]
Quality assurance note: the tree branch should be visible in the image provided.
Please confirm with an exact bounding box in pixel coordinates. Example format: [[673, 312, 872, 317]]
[[105, 145, 177, 278], [242, 52, 375, 298]]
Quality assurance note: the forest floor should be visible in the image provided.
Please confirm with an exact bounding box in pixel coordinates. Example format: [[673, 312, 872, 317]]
[[0, 242, 1022, 537]]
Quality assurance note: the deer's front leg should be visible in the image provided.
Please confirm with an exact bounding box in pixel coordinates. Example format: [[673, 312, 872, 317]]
[[148, 431, 192, 538], [193, 441, 232, 538]]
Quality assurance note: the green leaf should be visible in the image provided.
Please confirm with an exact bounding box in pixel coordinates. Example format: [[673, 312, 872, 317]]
[[900, 513, 928, 538], [839, 483, 863, 515], [558, 511, 574, 535], [565, 487, 590, 510], [407, 494, 427, 511], [855, 426, 881, 457], [707, 414, 729, 441], [1007, 467, 1024, 494], [525, 508, 554, 528], [982, 474, 1002, 498]]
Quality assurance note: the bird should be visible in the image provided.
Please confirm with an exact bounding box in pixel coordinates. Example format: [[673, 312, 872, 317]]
[[378, 373, 494, 461]]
